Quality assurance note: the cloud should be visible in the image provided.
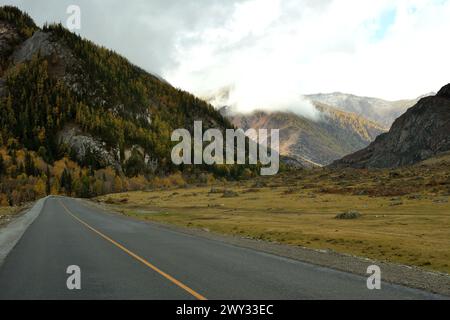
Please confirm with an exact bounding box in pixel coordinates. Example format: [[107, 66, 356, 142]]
[[0, 0, 241, 74], [166, 0, 450, 109], [2, 0, 450, 115]]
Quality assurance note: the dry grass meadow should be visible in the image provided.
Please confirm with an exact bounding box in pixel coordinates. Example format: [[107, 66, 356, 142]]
[[95, 155, 450, 274]]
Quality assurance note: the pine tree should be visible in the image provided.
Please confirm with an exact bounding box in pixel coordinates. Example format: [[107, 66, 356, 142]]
[[79, 175, 91, 198], [46, 166, 51, 195], [60, 168, 73, 195], [24, 151, 36, 176], [0, 154, 4, 176]]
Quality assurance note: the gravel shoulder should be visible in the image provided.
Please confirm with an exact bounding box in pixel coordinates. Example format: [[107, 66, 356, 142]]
[[86, 198, 450, 297], [0, 204, 32, 228], [0, 198, 45, 266]]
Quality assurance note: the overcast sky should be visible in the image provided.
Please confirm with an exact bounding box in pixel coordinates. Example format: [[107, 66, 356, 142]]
[[2, 0, 450, 114]]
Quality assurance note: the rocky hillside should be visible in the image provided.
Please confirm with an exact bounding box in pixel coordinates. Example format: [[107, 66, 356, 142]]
[[222, 103, 386, 166], [0, 6, 232, 173], [331, 84, 450, 169], [0, 6, 257, 205], [306, 92, 429, 128]]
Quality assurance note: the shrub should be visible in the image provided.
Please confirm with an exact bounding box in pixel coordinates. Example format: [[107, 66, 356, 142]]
[[335, 211, 361, 220], [222, 190, 239, 198]]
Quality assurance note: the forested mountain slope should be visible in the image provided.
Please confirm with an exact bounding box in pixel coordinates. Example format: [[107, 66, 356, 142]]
[[0, 6, 244, 205]]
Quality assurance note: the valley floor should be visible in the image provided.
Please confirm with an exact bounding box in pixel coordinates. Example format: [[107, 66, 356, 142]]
[[95, 160, 450, 276]]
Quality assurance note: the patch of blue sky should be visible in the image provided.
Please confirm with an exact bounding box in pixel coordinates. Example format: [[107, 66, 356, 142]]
[[408, 0, 448, 15], [434, 0, 448, 6], [371, 8, 397, 41]]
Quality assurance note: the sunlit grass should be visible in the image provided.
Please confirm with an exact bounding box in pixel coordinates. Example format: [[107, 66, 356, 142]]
[[96, 172, 450, 274], [96, 155, 450, 273]]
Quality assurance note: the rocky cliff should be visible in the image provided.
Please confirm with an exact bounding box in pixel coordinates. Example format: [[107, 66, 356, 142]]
[[331, 84, 450, 168]]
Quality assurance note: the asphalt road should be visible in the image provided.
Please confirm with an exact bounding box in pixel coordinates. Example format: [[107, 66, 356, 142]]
[[0, 196, 443, 300]]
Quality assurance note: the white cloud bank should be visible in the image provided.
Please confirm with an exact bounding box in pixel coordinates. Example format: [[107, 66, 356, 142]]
[[165, 0, 450, 116]]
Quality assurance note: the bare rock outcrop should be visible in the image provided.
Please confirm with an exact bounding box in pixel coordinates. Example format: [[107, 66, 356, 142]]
[[58, 125, 121, 170], [0, 22, 19, 59], [437, 83, 450, 99], [331, 84, 450, 169]]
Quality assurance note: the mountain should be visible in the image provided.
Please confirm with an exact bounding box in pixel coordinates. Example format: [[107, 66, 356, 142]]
[[331, 84, 450, 169], [0, 6, 232, 166], [305, 92, 430, 128], [0, 6, 249, 204], [221, 102, 386, 167]]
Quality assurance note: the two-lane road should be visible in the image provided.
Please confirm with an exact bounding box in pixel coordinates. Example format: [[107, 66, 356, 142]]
[[0, 197, 443, 299]]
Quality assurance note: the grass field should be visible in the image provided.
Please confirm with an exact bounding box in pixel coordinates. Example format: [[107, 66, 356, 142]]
[[95, 157, 450, 274]]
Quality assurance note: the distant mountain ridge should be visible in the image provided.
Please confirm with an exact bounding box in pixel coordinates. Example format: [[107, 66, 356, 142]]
[[305, 92, 431, 128], [221, 102, 386, 167], [205, 87, 428, 129], [331, 84, 450, 169]]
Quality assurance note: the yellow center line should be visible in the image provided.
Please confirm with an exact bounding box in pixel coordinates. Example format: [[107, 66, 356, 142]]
[[58, 199, 207, 300]]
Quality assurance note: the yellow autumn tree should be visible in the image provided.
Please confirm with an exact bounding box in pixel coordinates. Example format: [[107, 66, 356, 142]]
[[34, 178, 46, 198], [94, 180, 104, 196], [0, 194, 9, 206], [113, 176, 123, 193], [50, 179, 60, 195]]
